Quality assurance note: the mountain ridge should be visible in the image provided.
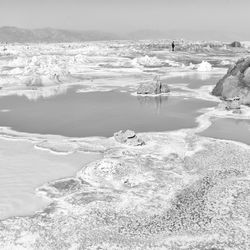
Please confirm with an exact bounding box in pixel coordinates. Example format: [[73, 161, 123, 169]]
[[0, 26, 248, 43], [0, 26, 122, 43]]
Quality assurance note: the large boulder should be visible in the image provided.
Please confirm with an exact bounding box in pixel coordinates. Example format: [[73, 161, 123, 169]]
[[229, 41, 242, 48], [137, 77, 170, 95], [212, 57, 250, 105], [114, 130, 145, 146]]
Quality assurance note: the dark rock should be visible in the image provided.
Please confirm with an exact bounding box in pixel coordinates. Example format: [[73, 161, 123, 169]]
[[137, 76, 170, 95], [160, 82, 170, 93], [229, 41, 242, 48], [212, 57, 250, 105], [114, 130, 145, 146]]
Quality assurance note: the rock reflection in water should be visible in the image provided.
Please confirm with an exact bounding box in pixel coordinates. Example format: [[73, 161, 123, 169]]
[[137, 95, 169, 114]]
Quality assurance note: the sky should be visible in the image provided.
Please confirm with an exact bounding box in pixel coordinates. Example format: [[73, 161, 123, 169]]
[[0, 0, 249, 40]]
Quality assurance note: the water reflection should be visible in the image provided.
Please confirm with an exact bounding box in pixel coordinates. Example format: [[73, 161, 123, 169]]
[[0, 91, 214, 137], [1, 85, 69, 101], [137, 95, 169, 113]]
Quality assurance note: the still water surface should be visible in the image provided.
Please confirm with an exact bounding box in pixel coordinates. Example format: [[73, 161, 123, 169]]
[[201, 118, 250, 145], [0, 88, 216, 137]]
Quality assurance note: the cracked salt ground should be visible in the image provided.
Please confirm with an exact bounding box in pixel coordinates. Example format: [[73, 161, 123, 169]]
[[0, 97, 249, 248], [0, 132, 249, 249], [0, 41, 250, 249]]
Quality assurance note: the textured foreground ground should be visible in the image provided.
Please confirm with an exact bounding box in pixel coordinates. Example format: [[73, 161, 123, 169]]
[[0, 41, 249, 249], [0, 130, 249, 249]]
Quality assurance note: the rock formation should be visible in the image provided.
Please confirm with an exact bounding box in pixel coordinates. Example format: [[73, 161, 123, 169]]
[[218, 96, 242, 113], [137, 76, 170, 95], [114, 130, 145, 146], [229, 41, 242, 48], [212, 57, 250, 105]]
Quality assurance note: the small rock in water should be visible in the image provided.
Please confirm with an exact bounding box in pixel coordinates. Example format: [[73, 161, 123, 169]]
[[137, 76, 170, 95], [114, 130, 145, 146]]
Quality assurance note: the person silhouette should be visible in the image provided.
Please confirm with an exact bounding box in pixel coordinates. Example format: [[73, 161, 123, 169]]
[[171, 41, 175, 51]]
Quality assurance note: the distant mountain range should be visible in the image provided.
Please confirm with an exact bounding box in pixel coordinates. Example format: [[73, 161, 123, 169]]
[[0, 26, 248, 43], [0, 27, 121, 43]]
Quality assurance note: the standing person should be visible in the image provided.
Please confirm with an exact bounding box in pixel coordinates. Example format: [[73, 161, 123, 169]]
[[171, 41, 175, 51]]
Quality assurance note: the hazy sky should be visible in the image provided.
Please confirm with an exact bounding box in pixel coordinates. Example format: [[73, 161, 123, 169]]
[[0, 0, 249, 38]]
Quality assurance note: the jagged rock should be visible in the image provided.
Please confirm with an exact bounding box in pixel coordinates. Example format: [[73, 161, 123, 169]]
[[229, 41, 242, 48], [137, 77, 170, 95], [114, 130, 145, 146], [212, 57, 250, 105], [160, 82, 170, 93]]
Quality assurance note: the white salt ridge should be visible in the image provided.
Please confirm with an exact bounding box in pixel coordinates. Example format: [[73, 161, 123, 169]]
[[132, 55, 165, 67], [0, 41, 235, 101], [197, 61, 213, 72], [241, 41, 250, 49], [165, 59, 181, 67], [220, 60, 232, 66], [1, 85, 69, 101], [184, 60, 213, 72]]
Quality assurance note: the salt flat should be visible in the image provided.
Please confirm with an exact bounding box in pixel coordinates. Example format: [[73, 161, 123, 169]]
[[0, 40, 249, 249]]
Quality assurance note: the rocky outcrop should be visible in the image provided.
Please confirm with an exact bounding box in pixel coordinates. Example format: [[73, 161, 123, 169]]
[[212, 57, 250, 105], [229, 41, 242, 48], [114, 130, 145, 146], [137, 77, 170, 95], [218, 97, 242, 114]]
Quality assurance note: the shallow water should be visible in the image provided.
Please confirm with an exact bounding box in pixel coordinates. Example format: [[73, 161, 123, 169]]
[[0, 138, 101, 219], [200, 118, 250, 145], [0, 88, 216, 137], [166, 74, 222, 89]]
